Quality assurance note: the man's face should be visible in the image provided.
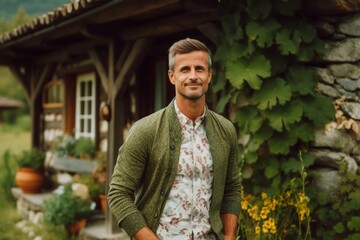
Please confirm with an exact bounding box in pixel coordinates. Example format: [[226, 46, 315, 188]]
[[168, 51, 212, 101]]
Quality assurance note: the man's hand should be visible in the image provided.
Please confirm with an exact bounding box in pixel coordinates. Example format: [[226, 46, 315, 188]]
[[133, 227, 159, 240]]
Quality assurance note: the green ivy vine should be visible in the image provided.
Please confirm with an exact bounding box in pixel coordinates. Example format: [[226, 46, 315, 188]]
[[213, 0, 335, 194]]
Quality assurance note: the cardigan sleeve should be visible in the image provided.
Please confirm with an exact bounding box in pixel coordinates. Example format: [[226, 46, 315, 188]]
[[107, 121, 150, 237], [220, 122, 242, 216]]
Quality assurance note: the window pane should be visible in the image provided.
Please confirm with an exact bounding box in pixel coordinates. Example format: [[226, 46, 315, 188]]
[[88, 81, 92, 96], [88, 101, 92, 114], [80, 101, 85, 115], [81, 82, 86, 97], [80, 119, 85, 132], [87, 119, 91, 133]]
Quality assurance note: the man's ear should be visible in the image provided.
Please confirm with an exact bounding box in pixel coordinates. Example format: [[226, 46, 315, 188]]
[[168, 70, 175, 85]]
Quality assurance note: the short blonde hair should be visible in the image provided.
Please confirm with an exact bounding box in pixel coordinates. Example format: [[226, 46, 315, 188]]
[[168, 38, 212, 71]]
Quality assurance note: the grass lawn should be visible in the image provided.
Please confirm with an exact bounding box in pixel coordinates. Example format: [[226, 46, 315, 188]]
[[0, 125, 74, 240]]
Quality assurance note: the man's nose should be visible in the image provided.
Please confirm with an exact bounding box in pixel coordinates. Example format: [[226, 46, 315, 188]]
[[189, 68, 198, 80]]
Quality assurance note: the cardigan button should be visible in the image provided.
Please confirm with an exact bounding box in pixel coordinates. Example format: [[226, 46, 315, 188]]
[[154, 213, 158, 218], [170, 145, 175, 150], [160, 190, 165, 195]]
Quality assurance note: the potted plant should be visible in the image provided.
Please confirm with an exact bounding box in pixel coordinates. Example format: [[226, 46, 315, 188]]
[[73, 137, 96, 159], [15, 148, 46, 193], [43, 184, 94, 236]]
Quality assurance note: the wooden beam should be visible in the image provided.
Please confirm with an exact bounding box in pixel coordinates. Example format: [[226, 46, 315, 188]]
[[88, 48, 109, 94], [117, 11, 219, 41], [36, 38, 108, 64], [114, 38, 153, 97], [303, 0, 360, 15], [8, 64, 31, 102], [34, 63, 57, 98], [88, 0, 180, 25]]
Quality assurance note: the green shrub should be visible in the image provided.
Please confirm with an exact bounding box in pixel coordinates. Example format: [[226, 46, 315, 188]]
[[43, 184, 93, 226], [15, 148, 45, 171], [0, 150, 16, 200]]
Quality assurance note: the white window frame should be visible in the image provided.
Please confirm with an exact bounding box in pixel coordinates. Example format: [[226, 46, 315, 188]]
[[75, 72, 96, 140]]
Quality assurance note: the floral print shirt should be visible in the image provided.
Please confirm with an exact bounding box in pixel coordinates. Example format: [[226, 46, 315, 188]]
[[156, 101, 216, 240]]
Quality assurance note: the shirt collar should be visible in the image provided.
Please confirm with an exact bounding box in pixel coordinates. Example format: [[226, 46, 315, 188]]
[[174, 99, 206, 129]]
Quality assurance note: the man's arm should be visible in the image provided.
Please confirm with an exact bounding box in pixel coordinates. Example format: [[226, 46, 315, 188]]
[[221, 213, 238, 240], [133, 227, 159, 240]]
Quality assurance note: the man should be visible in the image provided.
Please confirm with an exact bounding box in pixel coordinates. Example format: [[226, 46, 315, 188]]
[[108, 38, 241, 240]]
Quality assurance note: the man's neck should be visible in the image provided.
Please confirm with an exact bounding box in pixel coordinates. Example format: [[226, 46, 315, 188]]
[[175, 97, 205, 122]]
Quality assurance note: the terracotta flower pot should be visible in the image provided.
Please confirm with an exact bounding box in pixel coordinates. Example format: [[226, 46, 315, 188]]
[[66, 219, 87, 236], [15, 167, 45, 193]]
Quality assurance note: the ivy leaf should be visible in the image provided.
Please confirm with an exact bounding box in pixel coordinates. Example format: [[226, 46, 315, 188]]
[[221, 12, 243, 44], [276, 28, 301, 55], [216, 91, 231, 113], [252, 77, 292, 110], [280, 157, 301, 174], [234, 106, 264, 134], [287, 65, 316, 95], [297, 21, 316, 43], [301, 152, 315, 167], [290, 122, 314, 142], [297, 37, 325, 61], [303, 94, 335, 127], [246, 0, 271, 19], [333, 223, 345, 234], [265, 99, 303, 132], [226, 53, 271, 89], [348, 217, 360, 231], [265, 158, 279, 179], [268, 130, 298, 154], [244, 151, 258, 164], [246, 19, 281, 47], [247, 124, 274, 151]]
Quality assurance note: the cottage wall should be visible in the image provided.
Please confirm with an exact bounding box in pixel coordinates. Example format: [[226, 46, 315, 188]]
[[310, 13, 360, 196]]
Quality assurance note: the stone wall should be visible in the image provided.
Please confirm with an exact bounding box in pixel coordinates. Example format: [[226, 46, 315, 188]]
[[310, 13, 360, 197]]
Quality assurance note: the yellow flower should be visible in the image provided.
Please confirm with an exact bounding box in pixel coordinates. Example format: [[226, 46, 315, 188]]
[[255, 226, 261, 235], [241, 200, 248, 210], [261, 192, 268, 199]]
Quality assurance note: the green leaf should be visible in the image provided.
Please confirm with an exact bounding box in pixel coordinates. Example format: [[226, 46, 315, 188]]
[[301, 152, 315, 167], [265, 99, 303, 131], [252, 77, 292, 110], [226, 53, 271, 89], [290, 122, 314, 142], [247, 124, 274, 151], [221, 12, 243, 44], [276, 28, 301, 55], [246, 0, 271, 19], [234, 106, 264, 134], [347, 233, 360, 240], [268, 131, 297, 154], [280, 157, 301, 174], [287, 65, 316, 95], [347, 216, 360, 231], [333, 223, 345, 233], [244, 151, 258, 164], [246, 19, 281, 47], [297, 37, 325, 61], [303, 94, 335, 127], [265, 158, 279, 179], [216, 91, 231, 113]]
